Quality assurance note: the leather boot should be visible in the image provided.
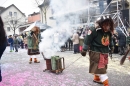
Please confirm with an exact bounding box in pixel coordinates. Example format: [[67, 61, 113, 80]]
[[34, 58, 40, 63], [103, 79, 109, 86], [93, 75, 103, 84], [29, 58, 32, 64]]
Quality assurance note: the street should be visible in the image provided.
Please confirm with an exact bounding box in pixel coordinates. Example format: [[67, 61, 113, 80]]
[[0, 47, 130, 86]]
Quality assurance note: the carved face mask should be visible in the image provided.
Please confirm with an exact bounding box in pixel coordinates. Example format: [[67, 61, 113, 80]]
[[102, 22, 111, 32]]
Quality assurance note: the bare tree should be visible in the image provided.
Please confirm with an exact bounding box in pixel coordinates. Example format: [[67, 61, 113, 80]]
[[4, 15, 25, 35], [35, 0, 50, 24]]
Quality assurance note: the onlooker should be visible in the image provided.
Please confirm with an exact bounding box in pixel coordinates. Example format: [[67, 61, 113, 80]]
[[112, 33, 118, 53], [0, 16, 7, 82], [23, 37, 28, 49], [71, 31, 79, 54], [20, 40, 24, 49], [61, 45, 65, 52], [21, 33, 24, 39], [117, 30, 126, 55], [17, 35, 22, 48], [8, 35, 14, 52], [68, 37, 73, 51], [13, 36, 19, 52], [65, 40, 68, 51], [79, 34, 84, 53]]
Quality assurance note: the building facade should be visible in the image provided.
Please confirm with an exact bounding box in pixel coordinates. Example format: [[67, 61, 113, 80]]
[[0, 4, 26, 36], [18, 12, 42, 34], [28, 12, 41, 23], [39, 0, 129, 29], [39, 0, 56, 27]]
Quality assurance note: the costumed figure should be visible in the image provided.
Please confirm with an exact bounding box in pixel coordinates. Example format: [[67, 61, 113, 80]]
[[81, 16, 114, 86], [27, 26, 40, 64]]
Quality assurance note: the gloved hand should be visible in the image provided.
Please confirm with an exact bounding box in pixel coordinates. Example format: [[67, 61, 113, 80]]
[[81, 50, 87, 56]]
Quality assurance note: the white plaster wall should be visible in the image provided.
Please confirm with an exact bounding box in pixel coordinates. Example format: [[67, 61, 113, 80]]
[[41, 6, 56, 27], [1, 5, 26, 36]]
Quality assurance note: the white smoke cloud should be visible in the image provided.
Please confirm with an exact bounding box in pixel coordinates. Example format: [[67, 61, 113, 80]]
[[39, 0, 88, 59]]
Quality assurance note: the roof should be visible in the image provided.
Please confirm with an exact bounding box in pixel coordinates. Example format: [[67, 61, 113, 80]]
[[0, 6, 5, 14], [24, 21, 51, 31], [28, 12, 40, 16], [0, 4, 25, 16], [0, 6, 5, 11]]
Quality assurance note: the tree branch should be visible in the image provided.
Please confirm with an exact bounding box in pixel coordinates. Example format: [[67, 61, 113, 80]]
[[4, 15, 25, 34], [5, 16, 14, 31]]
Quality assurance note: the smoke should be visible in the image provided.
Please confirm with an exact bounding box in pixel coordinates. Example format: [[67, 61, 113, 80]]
[[39, 0, 88, 59]]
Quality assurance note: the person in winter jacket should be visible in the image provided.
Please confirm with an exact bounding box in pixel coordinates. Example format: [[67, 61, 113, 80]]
[[0, 16, 7, 82], [8, 35, 14, 52], [13, 36, 19, 52], [71, 31, 79, 54], [79, 34, 84, 52], [117, 30, 126, 55]]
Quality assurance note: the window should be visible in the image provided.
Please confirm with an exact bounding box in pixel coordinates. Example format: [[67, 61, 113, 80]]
[[7, 27, 10, 31], [14, 12, 17, 16], [9, 11, 12, 16]]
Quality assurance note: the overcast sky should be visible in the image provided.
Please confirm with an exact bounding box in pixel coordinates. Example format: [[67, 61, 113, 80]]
[[0, 0, 43, 16]]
